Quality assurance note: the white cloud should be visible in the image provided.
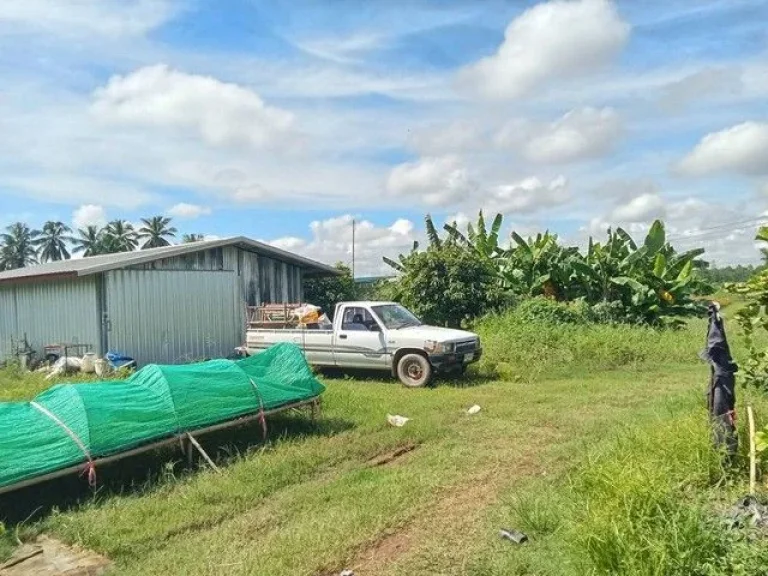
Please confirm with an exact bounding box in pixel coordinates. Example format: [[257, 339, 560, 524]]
[[0, 0, 178, 38], [407, 121, 485, 155], [269, 215, 420, 276], [502, 107, 623, 163], [659, 66, 743, 111], [92, 65, 296, 149], [292, 32, 384, 64], [269, 237, 307, 251], [72, 204, 108, 229], [459, 0, 630, 99], [445, 212, 471, 230], [582, 194, 768, 266], [609, 193, 666, 222], [386, 155, 474, 207], [590, 178, 660, 202], [3, 174, 155, 208], [390, 219, 414, 236], [678, 121, 768, 176], [167, 203, 212, 219], [486, 175, 570, 214]]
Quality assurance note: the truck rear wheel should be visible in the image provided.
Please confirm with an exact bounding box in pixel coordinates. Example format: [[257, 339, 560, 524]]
[[397, 353, 432, 388]]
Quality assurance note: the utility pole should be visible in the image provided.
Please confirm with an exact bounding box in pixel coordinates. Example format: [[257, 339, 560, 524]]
[[351, 219, 356, 280]]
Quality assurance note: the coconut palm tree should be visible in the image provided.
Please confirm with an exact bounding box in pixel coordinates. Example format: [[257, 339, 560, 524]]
[[182, 233, 205, 243], [103, 220, 139, 253], [33, 221, 74, 262], [72, 225, 106, 257], [0, 222, 39, 270], [139, 216, 177, 249]]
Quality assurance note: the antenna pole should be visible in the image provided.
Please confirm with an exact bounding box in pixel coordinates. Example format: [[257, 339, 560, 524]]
[[352, 219, 356, 279]]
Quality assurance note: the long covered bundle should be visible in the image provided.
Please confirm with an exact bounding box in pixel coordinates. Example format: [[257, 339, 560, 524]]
[[0, 343, 325, 489]]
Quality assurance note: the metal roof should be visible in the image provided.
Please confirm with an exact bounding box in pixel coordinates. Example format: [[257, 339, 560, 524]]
[[0, 237, 339, 284], [354, 275, 396, 284]]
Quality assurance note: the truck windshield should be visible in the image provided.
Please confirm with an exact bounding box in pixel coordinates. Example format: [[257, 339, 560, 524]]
[[371, 304, 422, 329]]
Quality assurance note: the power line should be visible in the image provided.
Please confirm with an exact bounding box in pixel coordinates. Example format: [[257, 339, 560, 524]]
[[667, 216, 768, 241], [671, 229, 766, 244]]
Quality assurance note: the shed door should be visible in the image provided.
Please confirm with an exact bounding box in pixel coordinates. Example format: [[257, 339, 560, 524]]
[[105, 270, 239, 365]]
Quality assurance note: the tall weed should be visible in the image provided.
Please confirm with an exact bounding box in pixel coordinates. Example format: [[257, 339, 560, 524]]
[[474, 307, 706, 382], [566, 414, 728, 575], [503, 411, 768, 576]]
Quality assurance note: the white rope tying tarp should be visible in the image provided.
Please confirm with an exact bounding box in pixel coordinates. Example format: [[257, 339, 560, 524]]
[[30, 401, 97, 487]]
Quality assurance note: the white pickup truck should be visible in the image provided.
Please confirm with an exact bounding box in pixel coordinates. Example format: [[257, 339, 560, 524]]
[[245, 301, 482, 387]]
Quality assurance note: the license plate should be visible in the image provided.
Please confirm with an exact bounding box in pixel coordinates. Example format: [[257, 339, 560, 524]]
[[464, 353, 474, 362]]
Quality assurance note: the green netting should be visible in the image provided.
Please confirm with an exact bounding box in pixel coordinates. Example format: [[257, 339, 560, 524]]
[[0, 343, 325, 489]]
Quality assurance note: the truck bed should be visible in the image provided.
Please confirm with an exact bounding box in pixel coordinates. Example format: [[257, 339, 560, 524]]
[[246, 328, 336, 363]]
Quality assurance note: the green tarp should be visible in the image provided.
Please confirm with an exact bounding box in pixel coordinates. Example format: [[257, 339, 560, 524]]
[[0, 343, 325, 489]]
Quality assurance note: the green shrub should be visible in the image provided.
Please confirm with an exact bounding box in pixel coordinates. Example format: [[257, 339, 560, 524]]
[[588, 300, 631, 324], [512, 297, 588, 325]]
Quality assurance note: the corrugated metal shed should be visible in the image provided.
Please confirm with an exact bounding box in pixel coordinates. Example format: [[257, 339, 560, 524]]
[[0, 237, 335, 365]]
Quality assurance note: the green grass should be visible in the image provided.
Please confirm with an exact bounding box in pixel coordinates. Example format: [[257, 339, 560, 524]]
[[467, 388, 768, 576], [0, 316, 765, 575], [0, 363, 108, 402], [474, 311, 708, 382]]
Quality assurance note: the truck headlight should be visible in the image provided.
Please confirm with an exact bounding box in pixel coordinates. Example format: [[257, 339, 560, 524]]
[[424, 341, 454, 354]]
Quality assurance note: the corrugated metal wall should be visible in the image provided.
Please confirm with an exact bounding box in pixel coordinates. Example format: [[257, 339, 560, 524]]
[[105, 269, 240, 365], [129, 246, 303, 305], [0, 278, 101, 361], [0, 286, 17, 360]]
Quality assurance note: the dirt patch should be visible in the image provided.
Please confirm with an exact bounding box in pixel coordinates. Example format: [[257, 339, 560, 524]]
[[0, 536, 111, 576], [366, 443, 419, 467], [341, 429, 561, 576], [348, 470, 503, 576]]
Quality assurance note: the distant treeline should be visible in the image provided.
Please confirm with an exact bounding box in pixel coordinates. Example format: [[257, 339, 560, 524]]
[[698, 264, 766, 285]]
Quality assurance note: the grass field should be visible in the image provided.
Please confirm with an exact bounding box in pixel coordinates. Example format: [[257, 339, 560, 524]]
[[1, 309, 767, 575]]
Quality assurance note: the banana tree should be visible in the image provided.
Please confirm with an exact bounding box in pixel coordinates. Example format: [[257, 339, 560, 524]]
[[571, 226, 638, 303], [443, 211, 506, 262], [574, 220, 707, 325], [500, 231, 580, 300]]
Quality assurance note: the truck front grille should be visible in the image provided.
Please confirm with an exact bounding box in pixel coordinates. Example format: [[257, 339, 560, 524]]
[[455, 340, 478, 354]]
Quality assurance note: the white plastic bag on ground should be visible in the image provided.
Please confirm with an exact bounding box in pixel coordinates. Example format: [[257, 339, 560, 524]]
[[387, 414, 410, 427]]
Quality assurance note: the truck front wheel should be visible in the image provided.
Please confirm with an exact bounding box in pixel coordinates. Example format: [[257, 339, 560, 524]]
[[397, 353, 432, 388]]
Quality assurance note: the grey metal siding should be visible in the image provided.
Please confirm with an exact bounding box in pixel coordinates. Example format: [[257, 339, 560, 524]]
[[0, 287, 18, 359], [238, 250, 261, 306], [105, 269, 240, 365], [127, 246, 303, 306], [129, 247, 232, 272], [0, 278, 101, 360]]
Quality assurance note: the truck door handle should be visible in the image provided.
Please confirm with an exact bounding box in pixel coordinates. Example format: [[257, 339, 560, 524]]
[[339, 334, 348, 339]]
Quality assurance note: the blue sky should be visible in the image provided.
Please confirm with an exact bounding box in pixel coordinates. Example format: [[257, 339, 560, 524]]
[[0, 0, 767, 273]]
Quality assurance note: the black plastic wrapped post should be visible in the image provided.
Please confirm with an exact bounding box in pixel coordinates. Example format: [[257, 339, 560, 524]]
[[700, 302, 738, 456]]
